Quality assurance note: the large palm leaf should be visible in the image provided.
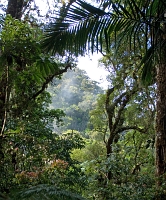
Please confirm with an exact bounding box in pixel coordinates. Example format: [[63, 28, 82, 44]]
[[42, 0, 166, 81], [42, 0, 106, 55]]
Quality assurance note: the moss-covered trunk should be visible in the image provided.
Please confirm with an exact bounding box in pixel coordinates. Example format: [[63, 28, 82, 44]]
[[6, 0, 24, 19], [0, 0, 25, 192], [155, 62, 166, 182]]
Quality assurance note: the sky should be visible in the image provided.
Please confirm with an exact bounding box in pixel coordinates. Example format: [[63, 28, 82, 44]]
[[77, 53, 109, 89]]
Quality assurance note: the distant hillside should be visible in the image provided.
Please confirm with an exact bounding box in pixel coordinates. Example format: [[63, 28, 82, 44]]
[[48, 68, 104, 133]]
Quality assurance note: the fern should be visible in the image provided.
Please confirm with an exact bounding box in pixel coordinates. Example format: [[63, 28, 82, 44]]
[[12, 184, 86, 200], [0, 192, 11, 200]]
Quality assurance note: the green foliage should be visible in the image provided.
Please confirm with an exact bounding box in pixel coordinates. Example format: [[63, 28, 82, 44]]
[[0, 91, 63, 189], [0, 15, 67, 83], [82, 132, 156, 199], [43, 0, 165, 84], [49, 68, 103, 133], [0, 13, 87, 198], [72, 139, 106, 163], [81, 43, 156, 199], [0, 95, 87, 196], [89, 94, 108, 135], [0, 15, 40, 70], [12, 184, 86, 200], [0, 1, 161, 199], [42, 0, 106, 55]]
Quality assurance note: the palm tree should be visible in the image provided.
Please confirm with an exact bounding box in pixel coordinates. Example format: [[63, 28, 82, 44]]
[[43, 0, 166, 183]]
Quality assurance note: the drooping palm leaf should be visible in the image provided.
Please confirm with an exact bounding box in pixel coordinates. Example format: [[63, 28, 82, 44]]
[[0, 14, 4, 26], [42, 0, 166, 82], [42, 0, 107, 55]]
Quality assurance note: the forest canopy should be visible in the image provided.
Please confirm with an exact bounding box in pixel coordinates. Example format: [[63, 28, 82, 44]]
[[0, 0, 165, 200]]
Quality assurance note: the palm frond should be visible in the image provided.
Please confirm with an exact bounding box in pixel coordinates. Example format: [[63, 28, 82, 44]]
[[0, 14, 4, 28], [0, 192, 10, 200], [42, 0, 107, 55], [141, 38, 166, 85], [42, 0, 166, 83], [141, 46, 155, 84], [42, 0, 149, 55]]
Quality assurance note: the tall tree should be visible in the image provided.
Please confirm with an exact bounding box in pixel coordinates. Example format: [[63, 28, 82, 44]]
[[90, 53, 155, 181], [42, 0, 166, 183], [0, 0, 74, 193]]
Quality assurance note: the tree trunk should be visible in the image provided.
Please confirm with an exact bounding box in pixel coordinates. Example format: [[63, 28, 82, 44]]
[[6, 0, 24, 19], [0, 0, 25, 131], [155, 62, 166, 182], [106, 136, 114, 180], [0, 0, 25, 192]]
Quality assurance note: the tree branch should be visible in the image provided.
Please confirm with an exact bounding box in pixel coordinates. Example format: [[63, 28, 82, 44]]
[[31, 64, 71, 100], [112, 84, 138, 133], [114, 125, 147, 135]]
